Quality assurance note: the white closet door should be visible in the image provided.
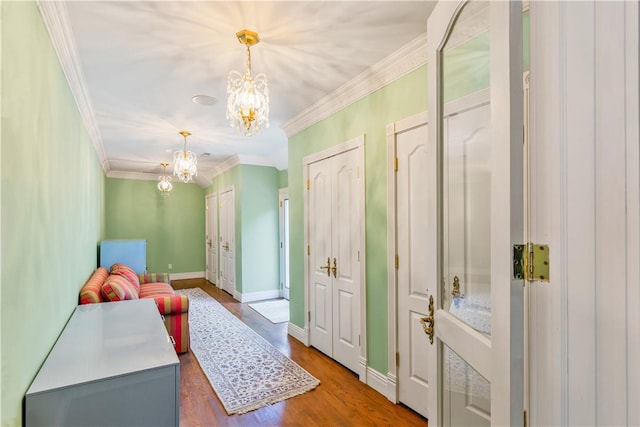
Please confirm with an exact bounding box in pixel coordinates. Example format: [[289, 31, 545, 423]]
[[219, 188, 235, 296]]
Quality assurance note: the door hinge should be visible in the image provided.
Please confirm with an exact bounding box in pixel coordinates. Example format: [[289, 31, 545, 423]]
[[513, 243, 549, 282], [307, 179, 310, 190], [395, 254, 399, 270], [396, 351, 400, 366], [394, 157, 398, 171], [307, 245, 310, 256], [308, 311, 311, 322], [524, 410, 527, 427], [280, 201, 283, 208]]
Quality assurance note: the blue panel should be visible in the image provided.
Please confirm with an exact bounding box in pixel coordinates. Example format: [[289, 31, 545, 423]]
[[100, 240, 147, 273]]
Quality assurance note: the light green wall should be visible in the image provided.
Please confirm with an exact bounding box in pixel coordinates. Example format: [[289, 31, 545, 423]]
[[288, 66, 428, 372], [207, 164, 280, 295], [105, 178, 205, 274], [278, 169, 288, 188], [240, 165, 279, 294], [1, 3, 104, 425]]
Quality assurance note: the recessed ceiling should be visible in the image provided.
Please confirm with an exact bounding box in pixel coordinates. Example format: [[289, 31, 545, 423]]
[[55, 1, 435, 184]]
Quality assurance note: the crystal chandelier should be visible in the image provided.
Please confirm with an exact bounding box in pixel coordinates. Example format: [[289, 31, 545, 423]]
[[173, 130, 197, 183], [226, 29, 269, 136], [157, 162, 173, 194]]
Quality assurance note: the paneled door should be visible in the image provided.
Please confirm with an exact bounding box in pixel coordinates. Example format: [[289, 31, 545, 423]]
[[393, 112, 431, 418], [219, 187, 235, 296], [307, 144, 363, 375], [205, 193, 218, 285], [426, 1, 524, 426]]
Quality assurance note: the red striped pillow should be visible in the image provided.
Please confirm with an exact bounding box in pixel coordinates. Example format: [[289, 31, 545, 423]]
[[110, 263, 140, 293], [101, 274, 139, 302]]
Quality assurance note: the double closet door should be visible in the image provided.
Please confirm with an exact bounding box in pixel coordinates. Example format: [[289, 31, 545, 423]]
[[307, 146, 362, 374]]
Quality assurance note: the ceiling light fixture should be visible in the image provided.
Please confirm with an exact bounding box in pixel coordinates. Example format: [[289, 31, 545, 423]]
[[226, 29, 269, 136], [157, 162, 173, 194], [173, 130, 197, 183]]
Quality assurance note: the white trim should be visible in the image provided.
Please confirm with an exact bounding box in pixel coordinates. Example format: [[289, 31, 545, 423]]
[[36, 1, 109, 174], [386, 372, 398, 403], [282, 33, 428, 137], [364, 367, 389, 399], [169, 271, 205, 281], [234, 289, 281, 304], [287, 322, 309, 346]]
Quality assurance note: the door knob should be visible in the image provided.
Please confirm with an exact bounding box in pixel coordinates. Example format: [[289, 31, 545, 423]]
[[319, 257, 331, 277], [332, 258, 337, 278], [419, 295, 435, 344]]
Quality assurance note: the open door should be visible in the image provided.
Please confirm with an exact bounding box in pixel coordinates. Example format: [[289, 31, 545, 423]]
[[426, 1, 524, 426]]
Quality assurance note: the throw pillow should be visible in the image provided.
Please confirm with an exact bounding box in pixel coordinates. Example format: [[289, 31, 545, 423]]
[[110, 263, 141, 293], [101, 274, 139, 302]]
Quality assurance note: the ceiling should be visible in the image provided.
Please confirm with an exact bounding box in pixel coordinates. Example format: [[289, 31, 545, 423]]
[[44, 1, 436, 186]]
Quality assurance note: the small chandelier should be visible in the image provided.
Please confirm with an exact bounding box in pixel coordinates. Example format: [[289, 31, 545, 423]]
[[173, 130, 197, 183], [157, 162, 173, 194], [227, 29, 270, 136]]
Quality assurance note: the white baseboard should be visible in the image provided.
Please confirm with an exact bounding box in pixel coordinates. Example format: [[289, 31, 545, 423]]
[[287, 322, 309, 346], [386, 372, 398, 402], [169, 271, 205, 280], [366, 367, 389, 398], [235, 289, 281, 303]]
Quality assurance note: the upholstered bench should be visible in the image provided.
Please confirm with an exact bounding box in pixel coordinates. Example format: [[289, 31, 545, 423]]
[[79, 264, 189, 354]]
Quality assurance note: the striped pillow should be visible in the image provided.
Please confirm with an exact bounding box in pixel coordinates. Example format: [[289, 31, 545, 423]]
[[110, 263, 140, 293], [101, 274, 139, 302], [79, 267, 109, 304]]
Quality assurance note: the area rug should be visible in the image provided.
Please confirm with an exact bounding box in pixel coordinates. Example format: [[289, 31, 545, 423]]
[[175, 288, 319, 414], [248, 299, 290, 323]]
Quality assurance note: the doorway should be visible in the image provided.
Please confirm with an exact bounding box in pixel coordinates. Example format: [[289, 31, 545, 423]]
[[219, 186, 235, 296], [304, 136, 366, 378]]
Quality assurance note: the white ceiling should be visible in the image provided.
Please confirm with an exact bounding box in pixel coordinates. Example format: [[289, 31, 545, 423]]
[[46, 1, 435, 185]]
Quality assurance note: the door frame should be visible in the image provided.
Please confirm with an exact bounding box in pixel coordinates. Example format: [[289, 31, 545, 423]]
[[303, 134, 367, 381], [279, 187, 290, 300], [386, 110, 429, 402], [218, 185, 236, 296], [205, 192, 219, 285]]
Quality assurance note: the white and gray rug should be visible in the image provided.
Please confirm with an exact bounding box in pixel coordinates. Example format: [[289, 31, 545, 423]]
[[175, 288, 319, 415], [248, 299, 290, 323]]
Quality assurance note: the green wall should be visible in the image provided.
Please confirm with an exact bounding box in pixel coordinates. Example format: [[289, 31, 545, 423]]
[[105, 178, 205, 274], [1, 2, 105, 425], [278, 169, 288, 188], [288, 66, 428, 372], [207, 164, 280, 295]]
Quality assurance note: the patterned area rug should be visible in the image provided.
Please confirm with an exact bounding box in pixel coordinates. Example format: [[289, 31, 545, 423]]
[[175, 288, 320, 414], [248, 299, 290, 323]]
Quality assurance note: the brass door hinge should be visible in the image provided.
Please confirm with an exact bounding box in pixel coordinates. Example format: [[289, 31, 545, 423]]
[[308, 311, 311, 322], [513, 243, 549, 282], [307, 245, 310, 256], [395, 254, 399, 270], [394, 157, 398, 171], [396, 351, 400, 366], [307, 179, 310, 190]]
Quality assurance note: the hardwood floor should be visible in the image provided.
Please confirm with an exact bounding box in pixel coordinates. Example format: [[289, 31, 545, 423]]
[[172, 279, 428, 427]]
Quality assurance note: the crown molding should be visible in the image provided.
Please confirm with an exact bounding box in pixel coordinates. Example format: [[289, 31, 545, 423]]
[[281, 32, 428, 138], [37, 1, 110, 174], [106, 170, 158, 182]]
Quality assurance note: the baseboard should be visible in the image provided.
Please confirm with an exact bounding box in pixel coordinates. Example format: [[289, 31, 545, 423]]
[[386, 372, 398, 402], [235, 289, 281, 303], [169, 271, 205, 280], [366, 367, 389, 398], [287, 322, 309, 346]]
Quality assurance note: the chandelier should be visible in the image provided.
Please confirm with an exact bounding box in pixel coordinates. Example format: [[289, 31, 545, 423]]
[[157, 162, 173, 194], [226, 29, 270, 136], [173, 130, 197, 183]]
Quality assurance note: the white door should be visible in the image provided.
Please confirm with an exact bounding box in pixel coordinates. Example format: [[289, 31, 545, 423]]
[[205, 193, 218, 285], [427, 1, 524, 426], [279, 189, 290, 300], [394, 113, 431, 418], [219, 187, 235, 296], [307, 146, 362, 374]]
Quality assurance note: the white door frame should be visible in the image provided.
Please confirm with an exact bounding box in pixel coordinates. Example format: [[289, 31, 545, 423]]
[[219, 185, 235, 296], [303, 135, 367, 381], [386, 110, 429, 403], [279, 187, 290, 299], [205, 193, 218, 285]]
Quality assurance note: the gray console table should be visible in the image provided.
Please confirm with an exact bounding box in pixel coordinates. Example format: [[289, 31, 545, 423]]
[[25, 299, 180, 427]]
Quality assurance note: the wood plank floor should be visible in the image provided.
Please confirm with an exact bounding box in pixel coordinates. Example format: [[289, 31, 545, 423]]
[[172, 279, 427, 427]]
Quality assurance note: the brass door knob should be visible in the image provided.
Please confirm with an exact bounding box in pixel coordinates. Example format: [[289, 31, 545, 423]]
[[319, 257, 331, 277]]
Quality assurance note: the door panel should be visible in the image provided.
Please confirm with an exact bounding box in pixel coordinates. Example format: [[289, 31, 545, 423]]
[[219, 188, 235, 296], [206, 194, 218, 285], [427, 1, 524, 425], [396, 120, 431, 417]]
